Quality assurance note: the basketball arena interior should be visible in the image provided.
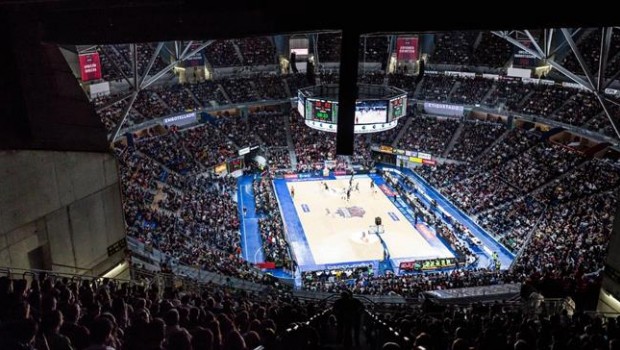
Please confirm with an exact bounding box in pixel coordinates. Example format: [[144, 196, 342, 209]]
[[1, 3, 620, 350]]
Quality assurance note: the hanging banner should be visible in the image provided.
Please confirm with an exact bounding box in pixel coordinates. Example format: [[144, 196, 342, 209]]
[[79, 52, 102, 81], [396, 36, 419, 61]]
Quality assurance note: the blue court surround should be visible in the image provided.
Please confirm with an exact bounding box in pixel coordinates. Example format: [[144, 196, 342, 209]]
[[238, 168, 515, 274], [238, 175, 264, 264]]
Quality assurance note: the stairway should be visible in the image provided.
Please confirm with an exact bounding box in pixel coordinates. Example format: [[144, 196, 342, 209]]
[[413, 77, 425, 98], [481, 84, 497, 105], [217, 84, 233, 105], [282, 115, 298, 169], [248, 80, 259, 99], [232, 41, 245, 65], [447, 81, 461, 103], [547, 96, 575, 119], [184, 86, 204, 108], [472, 129, 510, 162], [528, 158, 590, 195], [516, 90, 535, 109], [441, 122, 465, 158], [473, 32, 484, 50], [391, 116, 415, 147], [282, 77, 293, 98]]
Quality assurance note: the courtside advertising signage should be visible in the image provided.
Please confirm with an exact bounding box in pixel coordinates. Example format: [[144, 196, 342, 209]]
[[79, 52, 102, 81]]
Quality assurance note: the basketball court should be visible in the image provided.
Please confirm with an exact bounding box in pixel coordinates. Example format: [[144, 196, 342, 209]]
[[272, 175, 454, 271]]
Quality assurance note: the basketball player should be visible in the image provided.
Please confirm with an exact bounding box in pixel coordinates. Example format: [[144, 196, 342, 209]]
[[355, 182, 360, 192], [290, 186, 295, 199], [325, 208, 330, 216], [346, 188, 351, 202], [324, 182, 329, 191]]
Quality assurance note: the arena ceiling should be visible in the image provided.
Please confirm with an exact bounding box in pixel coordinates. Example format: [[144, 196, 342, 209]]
[[1, 0, 619, 152], [0, 1, 617, 44]]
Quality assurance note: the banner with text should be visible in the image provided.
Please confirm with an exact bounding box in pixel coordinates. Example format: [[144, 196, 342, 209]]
[[396, 36, 419, 61], [423, 102, 464, 117], [79, 52, 102, 82]]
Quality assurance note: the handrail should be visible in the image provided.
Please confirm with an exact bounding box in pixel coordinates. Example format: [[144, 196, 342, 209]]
[[509, 204, 548, 271], [0, 266, 132, 283]]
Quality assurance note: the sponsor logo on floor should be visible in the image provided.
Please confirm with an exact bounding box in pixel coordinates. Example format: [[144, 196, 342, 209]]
[[335, 206, 366, 218]]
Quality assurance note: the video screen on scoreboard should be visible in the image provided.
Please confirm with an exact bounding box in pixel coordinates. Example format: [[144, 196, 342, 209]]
[[297, 92, 305, 118], [307, 99, 335, 122], [389, 95, 407, 121], [355, 100, 388, 124]]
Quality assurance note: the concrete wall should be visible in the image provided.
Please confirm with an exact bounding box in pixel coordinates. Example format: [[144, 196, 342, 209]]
[[0, 150, 126, 275]]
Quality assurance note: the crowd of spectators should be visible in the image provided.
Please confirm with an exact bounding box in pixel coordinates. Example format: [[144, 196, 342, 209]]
[[499, 143, 583, 192], [370, 114, 408, 145], [283, 74, 311, 94], [358, 72, 385, 84], [368, 295, 620, 350], [94, 94, 140, 130], [449, 77, 494, 105], [136, 133, 197, 174], [586, 109, 618, 137], [430, 32, 477, 65], [416, 127, 617, 278], [179, 123, 236, 168], [206, 40, 241, 67], [86, 47, 620, 313], [303, 267, 518, 297], [93, 69, 616, 141], [388, 73, 417, 94], [251, 75, 288, 100], [289, 112, 337, 172], [397, 116, 460, 155], [482, 79, 533, 110], [187, 80, 230, 107], [442, 172, 520, 214], [476, 128, 540, 171], [551, 91, 602, 126], [248, 111, 289, 147], [267, 148, 291, 170], [517, 189, 617, 279], [477, 196, 545, 251], [156, 85, 201, 113], [219, 78, 260, 104], [448, 122, 507, 162], [415, 75, 458, 102], [98, 43, 168, 82], [518, 84, 572, 117], [236, 37, 276, 66], [132, 90, 172, 120], [317, 33, 342, 62], [214, 113, 260, 148], [359, 35, 389, 63], [98, 45, 133, 81], [562, 29, 620, 75], [253, 177, 293, 267], [536, 158, 620, 205], [470, 32, 513, 68], [0, 270, 313, 350]]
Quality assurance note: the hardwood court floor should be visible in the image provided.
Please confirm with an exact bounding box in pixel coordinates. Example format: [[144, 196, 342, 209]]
[[285, 176, 453, 265]]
